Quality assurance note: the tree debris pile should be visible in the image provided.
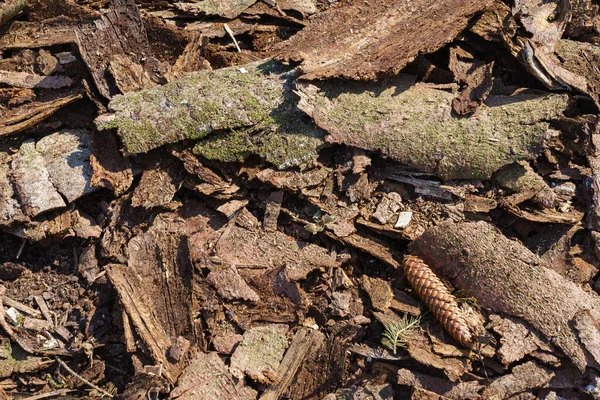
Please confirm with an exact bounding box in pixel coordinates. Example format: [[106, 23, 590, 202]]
[[0, 0, 600, 399]]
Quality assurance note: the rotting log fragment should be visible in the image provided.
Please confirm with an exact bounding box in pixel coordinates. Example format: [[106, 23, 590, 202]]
[[297, 76, 569, 180], [275, 0, 494, 80], [96, 60, 326, 169], [409, 220, 600, 370]]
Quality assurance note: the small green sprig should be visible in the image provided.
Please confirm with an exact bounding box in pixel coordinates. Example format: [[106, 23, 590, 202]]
[[381, 314, 421, 354]]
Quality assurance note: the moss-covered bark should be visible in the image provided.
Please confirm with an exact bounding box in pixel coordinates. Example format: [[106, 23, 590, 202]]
[[96, 60, 326, 169], [297, 76, 570, 180]]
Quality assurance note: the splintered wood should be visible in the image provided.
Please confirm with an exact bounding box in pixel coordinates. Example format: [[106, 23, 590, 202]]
[[276, 0, 494, 80]]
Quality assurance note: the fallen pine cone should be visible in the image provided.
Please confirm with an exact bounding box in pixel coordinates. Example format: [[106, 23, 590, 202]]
[[403, 255, 473, 347]]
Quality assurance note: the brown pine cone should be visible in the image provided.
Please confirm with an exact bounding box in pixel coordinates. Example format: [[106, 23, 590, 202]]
[[403, 255, 473, 347]]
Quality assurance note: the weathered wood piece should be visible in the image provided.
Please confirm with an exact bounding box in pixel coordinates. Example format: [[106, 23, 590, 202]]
[[89, 131, 134, 196], [96, 60, 325, 169], [170, 352, 256, 400], [0, 0, 26, 27], [106, 263, 182, 383], [409, 220, 600, 370], [75, 0, 164, 99], [259, 328, 325, 400], [0, 94, 82, 137], [105, 203, 217, 383], [297, 76, 569, 180], [174, 0, 257, 19], [229, 324, 289, 384], [275, 0, 494, 80]]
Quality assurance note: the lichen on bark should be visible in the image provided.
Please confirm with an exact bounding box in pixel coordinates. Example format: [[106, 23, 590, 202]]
[[297, 76, 570, 180], [96, 59, 326, 169]]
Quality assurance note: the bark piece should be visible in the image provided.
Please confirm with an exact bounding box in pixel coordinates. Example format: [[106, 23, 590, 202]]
[[0, 70, 72, 89], [75, 0, 164, 99], [131, 154, 184, 209], [373, 193, 402, 225], [106, 263, 181, 382], [97, 60, 326, 167], [230, 324, 289, 384], [470, 1, 516, 42], [0, 93, 82, 137], [360, 276, 393, 311], [286, 324, 353, 399], [297, 76, 568, 180], [36, 130, 96, 203], [207, 266, 260, 302], [255, 167, 328, 191], [0, 0, 26, 27], [78, 246, 100, 284], [174, 0, 257, 19], [449, 46, 494, 115], [409, 220, 600, 370], [259, 328, 325, 400], [494, 161, 556, 208], [0, 151, 27, 226], [406, 330, 471, 381], [397, 369, 483, 400], [196, 209, 342, 280], [10, 139, 66, 217], [106, 203, 216, 383], [263, 191, 283, 232], [170, 352, 256, 400], [89, 131, 133, 196], [482, 361, 554, 399], [275, 0, 494, 80], [488, 315, 553, 366], [0, 88, 35, 106], [17, 208, 102, 241]]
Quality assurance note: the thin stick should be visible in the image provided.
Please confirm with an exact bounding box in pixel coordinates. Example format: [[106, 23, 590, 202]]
[[55, 358, 114, 398], [16, 238, 26, 259], [224, 23, 242, 53], [25, 388, 75, 400]]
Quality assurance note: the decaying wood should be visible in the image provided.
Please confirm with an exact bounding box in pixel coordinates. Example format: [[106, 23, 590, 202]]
[[105, 263, 183, 383], [275, 0, 494, 80], [0, 0, 26, 28], [409, 220, 600, 370], [297, 76, 569, 180], [259, 328, 325, 400], [89, 131, 134, 196], [0, 93, 82, 137], [75, 0, 165, 99]]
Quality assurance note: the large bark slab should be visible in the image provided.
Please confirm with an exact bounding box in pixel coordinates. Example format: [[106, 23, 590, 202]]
[[409, 220, 600, 370], [275, 0, 494, 80], [297, 76, 569, 180], [96, 60, 325, 168]]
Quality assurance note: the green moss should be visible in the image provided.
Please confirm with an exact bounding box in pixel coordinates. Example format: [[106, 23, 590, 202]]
[[97, 59, 288, 154]]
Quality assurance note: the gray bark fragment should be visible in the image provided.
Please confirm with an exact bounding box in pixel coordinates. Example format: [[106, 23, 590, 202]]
[[297, 76, 569, 180]]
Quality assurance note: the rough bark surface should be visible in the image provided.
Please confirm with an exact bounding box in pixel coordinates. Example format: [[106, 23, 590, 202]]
[[297, 76, 569, 180], [275, 0, 494, 80], [409, 220, 600, 370]]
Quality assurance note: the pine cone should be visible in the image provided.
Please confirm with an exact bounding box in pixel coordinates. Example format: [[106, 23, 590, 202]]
[[403, 255, 473, 347]]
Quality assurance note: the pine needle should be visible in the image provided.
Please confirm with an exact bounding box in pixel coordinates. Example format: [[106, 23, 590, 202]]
[[381, 314, 421, 354]]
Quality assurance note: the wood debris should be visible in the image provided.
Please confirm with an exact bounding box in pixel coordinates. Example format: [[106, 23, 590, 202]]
[[2, 0, 600, 398]]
